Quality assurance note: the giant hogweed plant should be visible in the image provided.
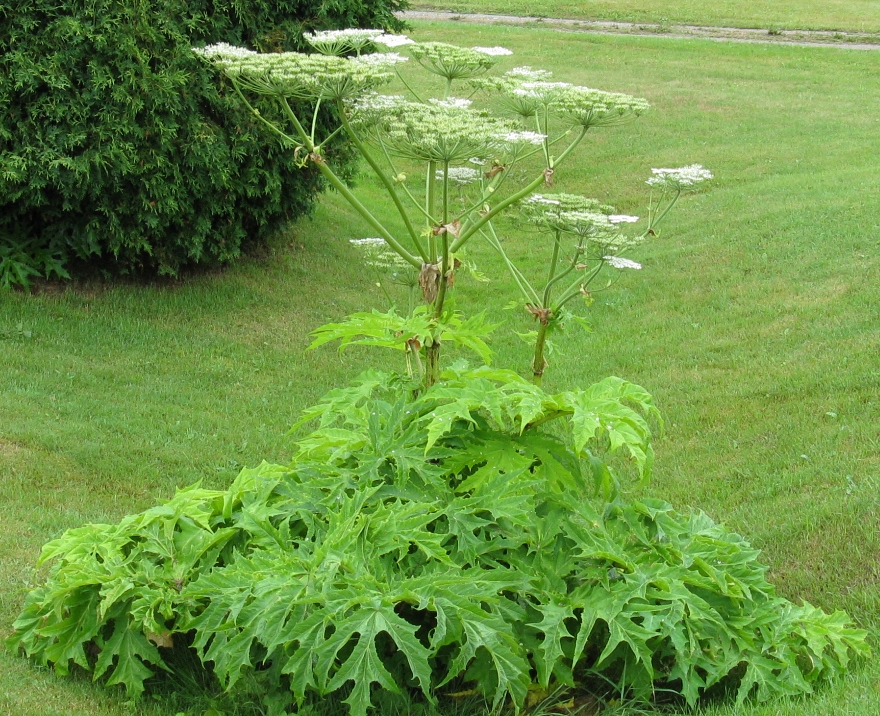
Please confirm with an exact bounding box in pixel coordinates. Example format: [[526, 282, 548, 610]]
[[8, 368, 870, 715], [8, 28, 869, 716], [191, 31, 710, 387]]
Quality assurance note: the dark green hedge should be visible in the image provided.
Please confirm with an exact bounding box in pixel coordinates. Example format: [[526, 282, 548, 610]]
[[0, 0, 406, 277]]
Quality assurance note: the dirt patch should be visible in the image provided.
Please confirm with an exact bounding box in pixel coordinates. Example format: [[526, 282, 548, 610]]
[[401, 10, 880, 50]]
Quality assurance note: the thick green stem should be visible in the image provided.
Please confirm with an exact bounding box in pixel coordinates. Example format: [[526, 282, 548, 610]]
[[230, 80, 300, 148], [376, 137, 436, 223], [425, 342, 441, 389], [482, 224, 541, 306], [336, 100, 427, 261], [452, 126, 589, 252], [648, 187, 683, 232], [310, 98, 322, 143], [531, 321, 549, 386], [277, 96, 420, 268], [542, 230, 562, 307], [426, 161, 437, 260], [434, 162, 451, 318], [554, 262, 604, 310]]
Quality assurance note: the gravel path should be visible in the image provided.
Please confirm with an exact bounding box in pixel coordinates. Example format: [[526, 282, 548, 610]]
[[400, 10, 880, 50]]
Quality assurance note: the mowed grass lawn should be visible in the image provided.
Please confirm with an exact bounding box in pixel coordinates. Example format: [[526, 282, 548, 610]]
[[2, 20, 880, 716], [410, 0, 880, 34]]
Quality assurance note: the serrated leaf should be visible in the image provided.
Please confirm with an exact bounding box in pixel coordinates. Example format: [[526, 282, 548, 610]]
[[94, 618, 165, 698], [531, 600, 574, 688]]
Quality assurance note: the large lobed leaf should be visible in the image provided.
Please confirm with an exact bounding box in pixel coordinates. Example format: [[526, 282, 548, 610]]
[[8, 370, 870, 713]]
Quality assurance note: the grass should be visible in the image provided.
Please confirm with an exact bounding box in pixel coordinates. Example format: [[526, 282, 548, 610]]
[[3, 19, 880, 716], [409, 0, 880, 34]]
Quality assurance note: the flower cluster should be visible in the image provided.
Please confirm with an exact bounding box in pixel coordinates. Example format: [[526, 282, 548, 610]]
[[435, 166, 483, 186], [646, 164, 713, 189], [604, 256, 643, 270], [353, 52, 409, 68], [506, 66, 553, 81], [194, 46, 394, 100], [554, 86, 651, 128], [192, 43, 256, 59], [304, 28, 384, 55], [476, 66, 649, 126], [521, 193, 617, 238], [502, 130, 547, 147], [355, 98, 517, 164], [410, 42, 502, 81], [375, 34, 416, 48], [347, 93, 407, 123]]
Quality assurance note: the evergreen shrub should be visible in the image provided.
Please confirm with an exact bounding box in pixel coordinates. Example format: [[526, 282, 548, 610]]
[[0, 0, 406, 277]]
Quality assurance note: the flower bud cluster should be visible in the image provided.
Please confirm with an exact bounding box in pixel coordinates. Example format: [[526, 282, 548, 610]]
[[352, 97, 519, 164], [304, 28, 384, 55], [375, 34, 416, 48], [476, 66, 649, 126], [521, 193, 625, 241], [435, 166, 483, 186], [193, 45, 394, 100], [410, 42, 505, 80], [553, 86, 651, 128]]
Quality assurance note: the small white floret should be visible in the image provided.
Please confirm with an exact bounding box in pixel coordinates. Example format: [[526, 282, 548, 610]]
[[375, 34, 415, 47], [604, 256, 642, 270], [607, 214, 639, 224], [646, 164, 713, 187], [501, 130, 546, 146]]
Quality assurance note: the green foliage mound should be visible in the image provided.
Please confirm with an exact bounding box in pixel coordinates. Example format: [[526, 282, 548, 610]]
[[0, 0, 405, 279], [8, 369, 869, 714]]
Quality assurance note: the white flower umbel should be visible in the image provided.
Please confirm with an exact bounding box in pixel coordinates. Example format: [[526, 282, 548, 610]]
[[554, 86, 650, 128], [197, 49, 394, 101], [604, 256, 643, 270], [504, 80, 573, 118], [350, 238, 412, 270], [347, 93, 407, 122], [500, 130, 547, 147], [193, 43, 257, 59], [375, 33, 415, 48], [608, 214, 639, 224], [435, 166, 483, 186], [351, 52, 409, 68], [409, 42, 499, 81], [513, 81, 573, 100], [305, 28, 384, 56], [356, 98, 517, 164], [473, 67, 568, 119], [520, 193, 618, 239], [646, 164, 713, 189], [472, 46, 513, 56]]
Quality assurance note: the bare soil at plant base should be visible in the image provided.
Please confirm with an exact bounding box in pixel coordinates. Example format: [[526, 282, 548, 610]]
[[400, 10, 880, 49]]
